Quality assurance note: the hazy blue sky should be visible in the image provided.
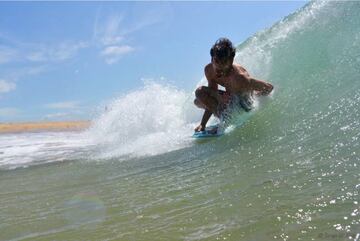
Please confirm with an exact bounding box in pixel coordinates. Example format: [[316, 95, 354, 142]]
[[0, 1, 306, 122]]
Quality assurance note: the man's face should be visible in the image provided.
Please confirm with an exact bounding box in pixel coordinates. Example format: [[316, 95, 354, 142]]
[[212, 57, 233, 76]]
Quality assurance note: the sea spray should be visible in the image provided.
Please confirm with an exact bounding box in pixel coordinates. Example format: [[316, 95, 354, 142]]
[[87, 81, 201, 158]]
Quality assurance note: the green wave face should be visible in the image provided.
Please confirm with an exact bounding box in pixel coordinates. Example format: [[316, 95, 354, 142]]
[[231, 1, 360, 152]]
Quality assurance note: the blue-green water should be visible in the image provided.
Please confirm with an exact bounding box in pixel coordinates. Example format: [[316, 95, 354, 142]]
[[1, 1, 360, 240]]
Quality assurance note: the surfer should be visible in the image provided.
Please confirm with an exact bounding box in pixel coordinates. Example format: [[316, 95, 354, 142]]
[[194, 38, 274, 132]]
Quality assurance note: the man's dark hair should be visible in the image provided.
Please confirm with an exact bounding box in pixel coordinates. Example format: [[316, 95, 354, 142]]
[[210, 38, 236, 61]]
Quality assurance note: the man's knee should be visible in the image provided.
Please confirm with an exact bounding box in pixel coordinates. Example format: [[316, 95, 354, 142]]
[[194, 98, 200, 108], [194, 98, 208, 109], [195, 86, 208, 99]]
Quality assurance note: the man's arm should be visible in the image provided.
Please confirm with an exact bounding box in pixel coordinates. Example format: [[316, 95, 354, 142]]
[[202, 66, 219, 123], [196, 109, 212, 131], [194, 65, 218, 132], [249, 77, 274, 95]]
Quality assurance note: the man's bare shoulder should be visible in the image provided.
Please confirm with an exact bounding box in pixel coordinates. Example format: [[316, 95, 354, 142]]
[[204, 63, 215, 79], [233, 63, 250, 77], [231, 64, 251, 90]]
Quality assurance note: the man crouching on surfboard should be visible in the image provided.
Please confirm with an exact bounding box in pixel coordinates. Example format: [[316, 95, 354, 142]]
[[194, 38, 274, 132]]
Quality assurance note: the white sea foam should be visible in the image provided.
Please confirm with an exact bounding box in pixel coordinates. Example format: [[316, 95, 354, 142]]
[[86, 81, 201, 159], [0, 132, 91, 169]]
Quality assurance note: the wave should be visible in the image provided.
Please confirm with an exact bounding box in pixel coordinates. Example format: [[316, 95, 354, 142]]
[[88, 1, 360, 160], [3, 1, 360, 169]]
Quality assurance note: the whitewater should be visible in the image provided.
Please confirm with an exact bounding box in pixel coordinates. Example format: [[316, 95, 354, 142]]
[[1, 1, 360, 240]]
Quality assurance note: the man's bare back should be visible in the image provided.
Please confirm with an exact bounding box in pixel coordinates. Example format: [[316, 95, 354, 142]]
[[205, 63, 256, 95]]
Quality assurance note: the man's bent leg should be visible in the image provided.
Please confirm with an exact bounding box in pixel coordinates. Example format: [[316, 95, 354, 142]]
[[194, 98, 206, 109], [194, 86, 222, 116]]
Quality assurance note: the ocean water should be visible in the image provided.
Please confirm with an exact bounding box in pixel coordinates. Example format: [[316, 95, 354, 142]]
[[1, 1, 360, 240]]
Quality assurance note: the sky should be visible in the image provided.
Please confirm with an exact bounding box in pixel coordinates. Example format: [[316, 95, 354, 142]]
[[0, 1, 307, 122]]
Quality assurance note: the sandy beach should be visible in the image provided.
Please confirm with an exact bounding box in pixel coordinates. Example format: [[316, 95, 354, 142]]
[[0, 121, 91, 134]]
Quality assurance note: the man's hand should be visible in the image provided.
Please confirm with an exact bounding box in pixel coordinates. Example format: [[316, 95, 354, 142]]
[[250, 78, 274, 96], [194, 124, 205, 132], [261, 83, 274, 95], [256, 82, 274, 96]]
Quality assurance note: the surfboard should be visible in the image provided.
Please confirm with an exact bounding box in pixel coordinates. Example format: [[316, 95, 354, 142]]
[[192, 125, 223, 138]]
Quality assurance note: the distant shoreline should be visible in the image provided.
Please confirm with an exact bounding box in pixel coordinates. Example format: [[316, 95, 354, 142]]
[[0, 121, 91, 134]]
